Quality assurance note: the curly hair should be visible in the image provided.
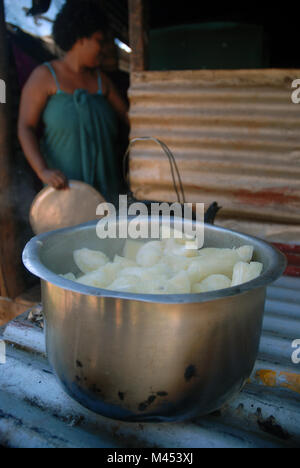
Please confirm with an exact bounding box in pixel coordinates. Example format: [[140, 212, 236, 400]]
[[53, 0, 109, 52]]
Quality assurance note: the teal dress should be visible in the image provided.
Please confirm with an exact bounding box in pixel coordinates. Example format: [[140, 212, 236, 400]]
[[42, 62, 119, 203]]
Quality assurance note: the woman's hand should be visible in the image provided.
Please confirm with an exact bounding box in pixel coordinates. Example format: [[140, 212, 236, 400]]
[[18, 65, 69, 190], [38, 168, 68, 190]]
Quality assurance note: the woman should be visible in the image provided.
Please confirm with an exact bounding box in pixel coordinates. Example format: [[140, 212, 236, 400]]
[[18, 0, 129, 204]]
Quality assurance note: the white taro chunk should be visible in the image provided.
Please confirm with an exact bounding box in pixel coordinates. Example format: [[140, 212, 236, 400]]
[[117, 265, 169, 293], [102, 262, 120, 281], [107, 275, 144, 293], [136, 241, 163, 267], [147, 263, 171, 277], [163, 238, 199, 258], [138, 270, 169, 294], [236, 245, 254, 263], [113, 255, 137, 268], [122, 239, 145, 261], [77, 269, 109, 288], [160, 226, 196, 245], [160, 254, 192, 274], [73, 248, 109, 273], [77, 262, 119, 288], [144, 264, 171, 287], [60, 272, 76, 281], [231, 261, 263, 287], [187, 249, 241, 284], [117, 266, 146, 278], [198, 247, 223, 258], [142, 277, 168, 294], [143, 267, 170, 293], [68, 243, 261, 294], [122, 264, 168, 279], [192, 274, 231, 293], [164, 271, 191, 294]]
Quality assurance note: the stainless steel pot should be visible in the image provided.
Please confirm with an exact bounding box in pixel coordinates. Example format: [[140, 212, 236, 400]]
[[22, 219, 286, 422]]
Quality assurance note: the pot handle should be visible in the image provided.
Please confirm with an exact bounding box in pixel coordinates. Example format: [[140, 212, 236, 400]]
[[123, 136, 186, 205]]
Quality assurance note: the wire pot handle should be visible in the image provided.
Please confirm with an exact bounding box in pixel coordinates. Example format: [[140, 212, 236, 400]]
[[123, 136, 186, 205]]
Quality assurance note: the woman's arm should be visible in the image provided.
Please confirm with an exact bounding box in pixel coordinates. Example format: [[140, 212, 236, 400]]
[[103, 73, 130, 127], [18, 65, 68, 189]]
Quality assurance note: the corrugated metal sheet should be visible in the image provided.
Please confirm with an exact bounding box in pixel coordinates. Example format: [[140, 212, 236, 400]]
[[128, 69, 300, 224], [0, 276, 300, 448]]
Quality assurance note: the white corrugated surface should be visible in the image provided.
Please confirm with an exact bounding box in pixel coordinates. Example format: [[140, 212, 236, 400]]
[[128, 70, 300, 223], [0, 276, 300, 448]]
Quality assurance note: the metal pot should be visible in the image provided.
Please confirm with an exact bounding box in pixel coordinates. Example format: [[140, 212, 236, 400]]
[[22, 219, 286, 422]]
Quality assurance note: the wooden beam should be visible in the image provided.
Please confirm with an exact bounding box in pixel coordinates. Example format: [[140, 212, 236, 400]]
[[0, 284, 41, 326], [0, 0, 24, 299], [129, 0, 149, 72]]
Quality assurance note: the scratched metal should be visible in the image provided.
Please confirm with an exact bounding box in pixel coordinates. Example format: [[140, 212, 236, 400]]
[[128, 69, 300, 224], [0, 276, 299, 448]]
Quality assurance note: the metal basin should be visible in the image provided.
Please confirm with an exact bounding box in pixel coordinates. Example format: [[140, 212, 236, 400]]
[[22, 219, 286, 422]]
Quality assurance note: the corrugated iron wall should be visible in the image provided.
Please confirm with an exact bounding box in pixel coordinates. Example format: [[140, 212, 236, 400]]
[[128, 69, 300, 224]]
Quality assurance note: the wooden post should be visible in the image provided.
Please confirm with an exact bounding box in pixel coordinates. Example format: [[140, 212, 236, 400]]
[[129, 0, 149, 72], [0, 0, 24, 300]]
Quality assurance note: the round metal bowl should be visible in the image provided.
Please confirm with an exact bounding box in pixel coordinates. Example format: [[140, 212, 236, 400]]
[[22, 218, 286, 422]]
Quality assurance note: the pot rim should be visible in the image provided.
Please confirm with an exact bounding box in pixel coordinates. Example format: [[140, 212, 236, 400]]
[[22, 218, 287, 304]]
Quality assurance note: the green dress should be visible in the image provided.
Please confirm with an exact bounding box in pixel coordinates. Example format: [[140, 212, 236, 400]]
[[42, 62, 119, 204]]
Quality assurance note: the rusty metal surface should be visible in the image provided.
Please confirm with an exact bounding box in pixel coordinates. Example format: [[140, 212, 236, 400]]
[[0, 275, 300, 447], [128, 69, 300, 224]]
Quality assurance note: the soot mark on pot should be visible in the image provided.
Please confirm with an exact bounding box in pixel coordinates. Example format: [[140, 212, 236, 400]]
[[89, 384, 102, 394], [75, 376, 81, 382], [157, 391, 168, 397], [138, 395, 157, 412], [184, 365, 197, 381], [118, 392, 125, 401], [256, 409, 291, 440], [76, 360, 83, 368]]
